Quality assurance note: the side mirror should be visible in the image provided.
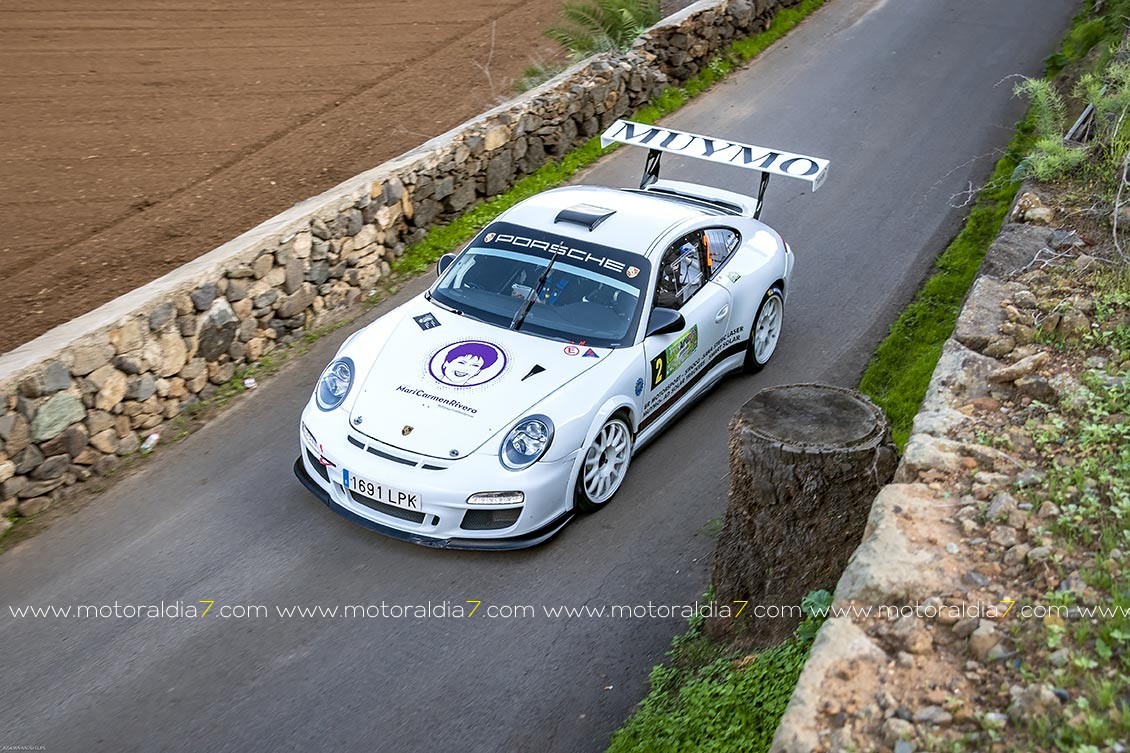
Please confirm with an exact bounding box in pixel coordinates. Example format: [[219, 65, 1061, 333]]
[[437, 253, 457, 277], [646, 307, 685, 338]]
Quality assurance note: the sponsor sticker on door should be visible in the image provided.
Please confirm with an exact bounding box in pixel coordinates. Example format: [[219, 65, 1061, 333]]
[[650, 325, 698, 388]]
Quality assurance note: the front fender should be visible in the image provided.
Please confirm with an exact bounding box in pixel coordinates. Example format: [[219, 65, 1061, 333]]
[[324, 303, 412, 414], [560, 394, 638, 512], [481, 347, 640, 466]]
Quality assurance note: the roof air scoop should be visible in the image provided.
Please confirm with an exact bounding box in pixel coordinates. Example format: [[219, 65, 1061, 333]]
[[554, 204, 616, 231]]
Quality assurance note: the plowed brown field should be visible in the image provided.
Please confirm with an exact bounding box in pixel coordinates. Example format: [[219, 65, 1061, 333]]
[[0, 0, 567, 352]]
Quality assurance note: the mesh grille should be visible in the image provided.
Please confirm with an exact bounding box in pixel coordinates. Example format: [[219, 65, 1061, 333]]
[[461, 508, 521, 531], [305, 449, 330, 482]]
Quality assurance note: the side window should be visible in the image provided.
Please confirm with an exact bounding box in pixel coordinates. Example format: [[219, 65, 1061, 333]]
[[654, 232, 707, 310], [703, 228, 740, 274]]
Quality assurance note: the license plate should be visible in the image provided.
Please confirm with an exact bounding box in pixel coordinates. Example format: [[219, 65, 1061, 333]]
[[343, 469, 421, 511]]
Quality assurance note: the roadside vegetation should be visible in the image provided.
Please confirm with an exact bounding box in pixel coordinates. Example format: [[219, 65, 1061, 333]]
[[1011, 267, 1130, 751], [859, 0, 1129, 447], [518, 0, 661, 91], [896, 262, 1129, 752], [608, 590, 831, 753], [993, 13, 1130, 748], [1014, 57, 1130, 193]]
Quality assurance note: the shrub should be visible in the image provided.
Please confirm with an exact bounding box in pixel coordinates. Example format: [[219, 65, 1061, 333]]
[[607, 620, 821, 753], [546, 0, 661, 59], [607, 592, 831, 753], [1019, 135, 1089, 181], [1011, 77, 1088, 181], [516, 61, 569, 93], [1018, 77, 1069, 140], [1014, 3, 1130, 185]]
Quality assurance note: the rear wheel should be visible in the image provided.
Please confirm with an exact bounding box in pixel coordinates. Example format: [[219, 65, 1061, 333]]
[[744, 286, 784, 373], [574, 416, 633, 513]]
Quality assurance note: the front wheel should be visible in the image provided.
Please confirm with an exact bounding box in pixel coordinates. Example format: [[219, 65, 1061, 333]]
[[574, 416, 633, 513], [744, 286, 784, 373]]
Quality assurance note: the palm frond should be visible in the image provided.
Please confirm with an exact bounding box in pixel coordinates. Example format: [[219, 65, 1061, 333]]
[[546, 0, 661, 59]]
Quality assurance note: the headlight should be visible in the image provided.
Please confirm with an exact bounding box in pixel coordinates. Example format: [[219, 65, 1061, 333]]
[[499, 415, 554, 470], [315, 357, 354, 411]]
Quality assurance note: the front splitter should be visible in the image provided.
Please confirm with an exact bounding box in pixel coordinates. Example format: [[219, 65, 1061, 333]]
[[293, 457, 574, 550]]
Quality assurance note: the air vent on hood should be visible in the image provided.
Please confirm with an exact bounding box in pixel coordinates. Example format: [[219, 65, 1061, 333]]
[[554, 204, 615, 231]]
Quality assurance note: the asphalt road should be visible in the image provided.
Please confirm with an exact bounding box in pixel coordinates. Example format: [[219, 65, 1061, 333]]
[[0, 1, 1077, 751]]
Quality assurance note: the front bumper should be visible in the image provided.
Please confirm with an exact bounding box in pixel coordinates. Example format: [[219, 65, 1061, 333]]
[[295, 401, 581, 549], [294, 458, 573, 550]]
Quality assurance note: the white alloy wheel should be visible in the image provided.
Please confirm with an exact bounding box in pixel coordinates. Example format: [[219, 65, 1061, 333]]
[[745, 287, 784, 372], [575, 417, 632, 512]]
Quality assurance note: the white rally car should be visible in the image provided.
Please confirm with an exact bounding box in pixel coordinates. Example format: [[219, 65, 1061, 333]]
[[295, 119, 828, 549]]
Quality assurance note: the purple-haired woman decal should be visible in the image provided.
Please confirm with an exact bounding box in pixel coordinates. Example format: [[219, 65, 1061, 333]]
[[428, 341, 507, 387]]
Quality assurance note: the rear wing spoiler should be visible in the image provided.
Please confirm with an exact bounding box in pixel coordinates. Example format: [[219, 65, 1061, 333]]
[[599, 119, 829, 219]]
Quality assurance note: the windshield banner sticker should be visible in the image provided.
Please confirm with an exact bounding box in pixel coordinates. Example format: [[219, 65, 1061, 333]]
[[478, 224, 648, 281], [428, 341, 508, 388], [491, 232, 628, 276]]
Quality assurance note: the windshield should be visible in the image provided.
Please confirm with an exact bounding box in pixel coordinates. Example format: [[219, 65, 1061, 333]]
[[431, 222, 650, 348]]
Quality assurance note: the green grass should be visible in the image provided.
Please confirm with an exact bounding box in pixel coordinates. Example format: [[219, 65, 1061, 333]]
[[859, 0, 1124, 448], [1010, 268, 1130, 752], [859, 124, 1034, 447], [1043, 0, 1130, 77], [607, 634, 815, 753], [607, 591, 830, 753]]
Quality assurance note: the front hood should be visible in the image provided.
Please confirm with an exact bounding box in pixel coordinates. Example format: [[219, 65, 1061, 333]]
[[348, 302, 608, 459]]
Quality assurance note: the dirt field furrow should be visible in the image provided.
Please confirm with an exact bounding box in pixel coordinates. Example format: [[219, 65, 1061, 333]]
[[0, 0, 565, 352]]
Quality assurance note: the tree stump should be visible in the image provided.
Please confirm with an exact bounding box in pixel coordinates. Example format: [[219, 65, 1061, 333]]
[[709, 383, 897, 645]]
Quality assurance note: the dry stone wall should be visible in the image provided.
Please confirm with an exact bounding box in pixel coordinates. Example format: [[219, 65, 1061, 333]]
[[0, 0, 800, 523], [768, 183, 1104, 751]]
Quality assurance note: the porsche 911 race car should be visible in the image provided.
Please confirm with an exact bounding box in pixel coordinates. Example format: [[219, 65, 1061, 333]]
[[295, 119, 829, 549]]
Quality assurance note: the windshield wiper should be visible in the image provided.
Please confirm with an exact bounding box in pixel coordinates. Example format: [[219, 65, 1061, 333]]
[[510, 252, 560, 331], [426, 291, 463, 315]]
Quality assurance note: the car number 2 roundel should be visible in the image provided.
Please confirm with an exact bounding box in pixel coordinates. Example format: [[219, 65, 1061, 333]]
[[650, 325, 698, 388]]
